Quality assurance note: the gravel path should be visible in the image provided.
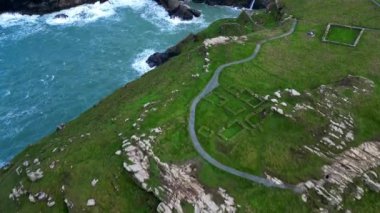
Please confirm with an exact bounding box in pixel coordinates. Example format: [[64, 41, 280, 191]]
[[371, 0, 380, 7], [188, 19, 302, 192]]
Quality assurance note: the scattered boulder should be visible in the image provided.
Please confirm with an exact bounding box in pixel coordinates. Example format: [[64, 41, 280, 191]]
[[364, 173, 380, 192], [301, 194, 307, 202], [157, 202, 172, 213], [47, 200, 56, 207], [285, 88, 301, 96], [87, 198, 96, 207], [154, 0, 201, 20], [33, 158, 40, 165], [91, 179, 99, 187], [64, 198, 74, 209], [49, 161, 57, 169], [27, 169, 44, 182], [9, 184, 26, 200], [56, 123, 65, 132], [307, 31, 316, 38], [35, 192, 48, 201], [28, 194, 36, 203], [54, 14, 68, 19], [22, 160, 29, 167]]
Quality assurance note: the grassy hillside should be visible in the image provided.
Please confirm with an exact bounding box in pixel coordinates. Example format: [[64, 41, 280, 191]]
[[1, 0, 379, 212]]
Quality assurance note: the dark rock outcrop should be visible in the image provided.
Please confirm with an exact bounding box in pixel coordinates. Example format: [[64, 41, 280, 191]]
[[54, 13, 69, 19], [192, 0, 271, 9], [0, 0, 106, 15], [146, 46, 181, 68], [146, 34, 198, 67], [154, 0, 201, 20]]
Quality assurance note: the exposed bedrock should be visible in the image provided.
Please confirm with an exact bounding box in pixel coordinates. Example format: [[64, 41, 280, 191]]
[[154, 0, 201, 20], [192, 0, 273, 9], [146, 46, 181, 68], [146, 33, 198, 67]]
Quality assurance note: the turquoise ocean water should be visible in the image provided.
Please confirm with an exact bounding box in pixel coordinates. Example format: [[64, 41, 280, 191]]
[[0, 0, 239, 166]]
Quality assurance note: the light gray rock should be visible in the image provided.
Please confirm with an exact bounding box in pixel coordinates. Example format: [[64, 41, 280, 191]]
[[87, 198, 96, 207], [91, 179, 99, 187], [27, 169, 44, 182]]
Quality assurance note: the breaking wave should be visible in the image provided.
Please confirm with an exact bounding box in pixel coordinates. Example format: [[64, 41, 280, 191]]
[[132, 49, 156, 74]]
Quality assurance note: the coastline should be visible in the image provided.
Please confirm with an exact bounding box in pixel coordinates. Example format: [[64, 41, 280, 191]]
[[1, 0, 379, 211], [0, 2, 240, 168]]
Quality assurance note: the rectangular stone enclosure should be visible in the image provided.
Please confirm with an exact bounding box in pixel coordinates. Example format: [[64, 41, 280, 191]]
[[322, 23, 365, 47]]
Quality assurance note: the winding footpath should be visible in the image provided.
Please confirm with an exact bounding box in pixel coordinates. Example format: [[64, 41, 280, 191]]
[[371, 0, 380, 7], [188, 19, 302, 192]]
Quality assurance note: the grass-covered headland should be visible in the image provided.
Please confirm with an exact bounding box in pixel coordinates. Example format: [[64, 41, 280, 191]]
[[1, 0, 380, 212]]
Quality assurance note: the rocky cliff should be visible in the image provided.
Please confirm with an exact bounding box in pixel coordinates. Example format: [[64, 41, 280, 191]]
[[192, 0, 273, 9], [0, 0, 274, 19], [0, 0, 105, 15], [154, 0, 201, 20]]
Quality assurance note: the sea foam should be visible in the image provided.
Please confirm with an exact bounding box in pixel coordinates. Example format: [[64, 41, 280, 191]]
[[0, 13, 39, 28], [45, 1, 115, 25], [132, 49, 156, 74], [0, 0, 208, 29]]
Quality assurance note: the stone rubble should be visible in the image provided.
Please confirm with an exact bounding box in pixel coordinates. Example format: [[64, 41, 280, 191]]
[[47, 199, 56, 207], [264, 173, 284, 185], [22, 160, 29, 167], [33, 158, 40, 165], [259, 76, 379, 211], [285, 88, 301, 96], [27, 168, 44, 182], [15, 166, 22, 175], [9, 183, 26, 200], [363, 173, 380, 192], [87, 198, 96, 207], [192, 73, 200, 78], [122, 128, 237, 213], [35, 192, 48, 200], [91, 178, 99, 187], [267, 76, 375, 158], [203, 36, 248, 48], [300, 142, 380, 210], [301, 194, 307, 202], [49, 160, 58, 169], [29, 194, 36, 202], [65, 198, 74, 209]]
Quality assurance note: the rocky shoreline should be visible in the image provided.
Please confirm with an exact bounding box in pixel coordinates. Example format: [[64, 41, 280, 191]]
[[0, 0, 201, 20], [146, 0, 280, 68], [146, 33, 199, 68], [154, 0, 201, 20], [0, 0, 106, 15], [0, 0, 274, 19]]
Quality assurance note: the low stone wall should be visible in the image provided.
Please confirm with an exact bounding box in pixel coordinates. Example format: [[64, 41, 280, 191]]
[[322, 23, 365, 47]]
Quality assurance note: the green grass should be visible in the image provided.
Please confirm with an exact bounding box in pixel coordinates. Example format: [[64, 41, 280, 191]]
[[326, 25, 361, 45], [1, 0, 380, 212], [220, 122, 243, 140], [247, 113, 262, 126]]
